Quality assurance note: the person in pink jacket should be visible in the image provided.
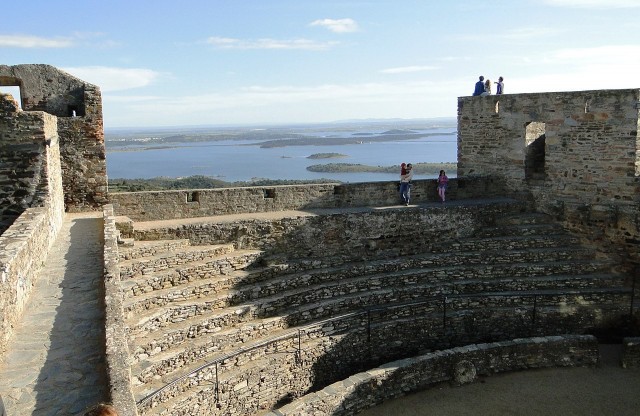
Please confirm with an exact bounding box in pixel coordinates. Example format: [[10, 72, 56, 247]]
[[437, 170, 449, 203]]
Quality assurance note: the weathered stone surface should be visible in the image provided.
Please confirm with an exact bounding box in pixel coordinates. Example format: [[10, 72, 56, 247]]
[[0, 64, 108, 212]]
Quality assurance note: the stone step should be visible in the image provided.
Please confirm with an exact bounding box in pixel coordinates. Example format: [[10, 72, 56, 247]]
[[474, 222, 565, 238], [128, 272, 628, 388], [223, 249, 606, 305], [121, 250, 263, 298], [125, 258, 616, 337], [119, 244, 237, 279], [434, 233, 581, 253], [131, 319, 292, 384], [126, 266, 623, 368], [495, 212, 557, 226], [134, 288, 631, 414], [136, 349, 298, 415], [124, 272, 249, 317], [123, 245, 597, 316], [119, 239, 192, 261]]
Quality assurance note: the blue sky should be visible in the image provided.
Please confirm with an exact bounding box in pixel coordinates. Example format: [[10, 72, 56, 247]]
[[2, 0, 639, 128]]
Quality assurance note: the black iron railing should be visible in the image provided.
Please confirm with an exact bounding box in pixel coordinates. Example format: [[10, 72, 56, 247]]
[[138, 287, 634, 408]]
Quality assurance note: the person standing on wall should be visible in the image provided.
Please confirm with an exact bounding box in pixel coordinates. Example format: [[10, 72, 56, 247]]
[[473, 75, 485, 96], [437, 170, 449, 203], [400, 163, 414, 206], [496, 76, 504, 95]]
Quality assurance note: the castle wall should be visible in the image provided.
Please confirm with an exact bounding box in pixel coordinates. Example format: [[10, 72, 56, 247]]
[[457, 89, 640, 267], [0, 101, 64, 357], [0, 64, 109, 212], [110, 176, 507, 222]]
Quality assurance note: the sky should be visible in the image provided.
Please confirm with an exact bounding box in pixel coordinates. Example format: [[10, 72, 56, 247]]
[[1, 0, 639, 128]]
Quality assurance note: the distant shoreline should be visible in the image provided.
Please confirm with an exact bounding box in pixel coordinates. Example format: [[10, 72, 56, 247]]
[[307, 162, 457, 174]]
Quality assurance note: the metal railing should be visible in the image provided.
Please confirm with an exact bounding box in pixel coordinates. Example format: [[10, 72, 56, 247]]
[[137, 286, 634, 408]]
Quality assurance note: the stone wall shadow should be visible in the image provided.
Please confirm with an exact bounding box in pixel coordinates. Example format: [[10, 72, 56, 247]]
[[32, 217, 108, 415]]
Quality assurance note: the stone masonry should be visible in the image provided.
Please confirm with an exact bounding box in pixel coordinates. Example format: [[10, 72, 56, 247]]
[[457, 89, 640, 269], [1, 65, 639, 415], [0, 64, 109, 212]]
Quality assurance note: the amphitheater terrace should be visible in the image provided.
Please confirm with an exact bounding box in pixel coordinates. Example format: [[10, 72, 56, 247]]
[[0, 64, 639, 415]]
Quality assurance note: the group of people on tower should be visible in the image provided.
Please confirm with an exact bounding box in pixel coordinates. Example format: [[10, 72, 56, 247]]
[[473, 75, 504, 96]]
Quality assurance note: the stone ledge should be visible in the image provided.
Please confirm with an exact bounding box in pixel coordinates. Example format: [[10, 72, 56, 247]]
[[266, 335, 598, 416], [103, 204, 138, 416]]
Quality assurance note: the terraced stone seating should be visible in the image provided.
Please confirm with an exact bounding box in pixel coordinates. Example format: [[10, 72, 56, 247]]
[[118, 202, 632, 415]]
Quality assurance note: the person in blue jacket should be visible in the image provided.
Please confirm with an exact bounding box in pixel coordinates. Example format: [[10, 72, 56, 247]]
[[473, 76, 485, 96]]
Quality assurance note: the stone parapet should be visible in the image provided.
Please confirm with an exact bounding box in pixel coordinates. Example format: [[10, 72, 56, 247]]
[[0, 105, 64, 358], [110, 176, 510, 222], [266, 335, 598, 416], [103, 204, 138, 416]]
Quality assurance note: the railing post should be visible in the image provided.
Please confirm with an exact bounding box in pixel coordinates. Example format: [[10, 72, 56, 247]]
[[442, 295, 447, 333], [296, 329, 303, 365], [630, 266, 638, 317], [531, 295, 538, 334], [214, 362, 219, 402]]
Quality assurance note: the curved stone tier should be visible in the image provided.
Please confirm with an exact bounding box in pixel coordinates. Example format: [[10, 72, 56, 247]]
[[116, 200, 631, 415]]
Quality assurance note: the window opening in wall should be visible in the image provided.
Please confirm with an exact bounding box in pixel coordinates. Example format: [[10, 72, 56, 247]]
[[0, 86, 23, 109], [525, 122, 546, 182], [495, 101, 499, 113], [264, 189, 275, 199], [187, 191, 200, 203], [67, 105, 79, 117]]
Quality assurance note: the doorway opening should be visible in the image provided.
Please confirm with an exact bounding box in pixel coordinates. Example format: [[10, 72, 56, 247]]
[[525, 122, 546, 181]]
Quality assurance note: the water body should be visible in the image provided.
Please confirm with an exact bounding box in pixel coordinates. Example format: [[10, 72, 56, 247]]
[[106, 127, 457, 183]]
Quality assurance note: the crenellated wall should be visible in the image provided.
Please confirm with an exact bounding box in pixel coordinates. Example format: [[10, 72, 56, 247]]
[[457, 89, 640, 268]]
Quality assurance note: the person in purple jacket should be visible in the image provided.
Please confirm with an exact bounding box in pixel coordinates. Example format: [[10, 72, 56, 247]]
[[496, 76, 504, 95]]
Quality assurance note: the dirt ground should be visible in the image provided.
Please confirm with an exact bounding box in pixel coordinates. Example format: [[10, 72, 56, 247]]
[[357, 344, 640, 416]]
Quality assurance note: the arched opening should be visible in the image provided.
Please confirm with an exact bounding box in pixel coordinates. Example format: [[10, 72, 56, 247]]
[[525, 122, 546, 182]]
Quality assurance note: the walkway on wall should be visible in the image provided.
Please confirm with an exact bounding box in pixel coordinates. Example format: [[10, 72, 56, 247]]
[[0, 212, 108, 416]]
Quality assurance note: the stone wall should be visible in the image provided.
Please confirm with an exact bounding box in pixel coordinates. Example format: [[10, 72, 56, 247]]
[[457, 89, 640, 268], [267, 335, 598, 416], [110, 176, 509, 222], [102, 205, 138, 416], [0, 103, 64, 357], [128, 200, 523, 261], [0, 64, 108, 212]]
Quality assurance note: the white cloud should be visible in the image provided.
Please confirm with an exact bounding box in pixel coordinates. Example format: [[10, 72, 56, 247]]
[[550, 44, 640, 61], [455, 26, 562, 42], [0, 35, 74, 48], [309, 18, 359, 33], [381, 65, 437, 74], [206, 36, 339, 50], [543, 0, 640, 8], [103, 78, 462, 127], [498, 45, 640, 94], [63, 66, 162, 92]]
